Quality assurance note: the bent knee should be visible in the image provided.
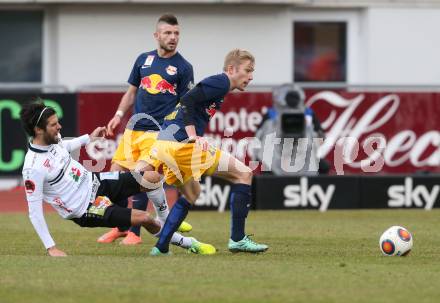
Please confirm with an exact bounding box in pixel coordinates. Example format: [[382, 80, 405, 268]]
[[182, 188, 200, 204], [135, 161, 154, 172], [141, 171, 162, 187], [179, 182, 201, 204], [188, 187, 201, 203]]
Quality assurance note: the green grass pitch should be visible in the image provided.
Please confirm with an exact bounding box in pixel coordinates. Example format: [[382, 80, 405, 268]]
[[1, 209, 440, 303]]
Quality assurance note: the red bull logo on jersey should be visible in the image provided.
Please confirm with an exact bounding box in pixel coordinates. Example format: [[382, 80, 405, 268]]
[[140, 74, 177, 95], [166, 65, 177, 76]]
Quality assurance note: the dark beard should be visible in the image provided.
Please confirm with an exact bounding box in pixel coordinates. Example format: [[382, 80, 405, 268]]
[[159, 43, 175, 53], [43, 132, 59, 145]]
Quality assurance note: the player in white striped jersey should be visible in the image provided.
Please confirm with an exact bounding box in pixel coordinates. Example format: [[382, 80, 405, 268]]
[[20, 102, 215, 256]]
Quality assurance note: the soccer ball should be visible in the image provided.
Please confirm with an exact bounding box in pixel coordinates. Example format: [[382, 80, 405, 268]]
[[379, 226, 413, 256]]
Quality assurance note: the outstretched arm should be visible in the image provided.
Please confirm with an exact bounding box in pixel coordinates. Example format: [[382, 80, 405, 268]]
[[23, 168, 66, 256], [62, 126, 106, 152], [62, 134, 90, 152]]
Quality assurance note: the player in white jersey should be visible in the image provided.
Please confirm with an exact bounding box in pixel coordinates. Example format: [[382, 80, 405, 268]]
[[20, 102, 215, 256]]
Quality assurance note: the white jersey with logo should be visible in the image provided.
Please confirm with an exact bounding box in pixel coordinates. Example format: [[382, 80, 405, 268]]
[[22, 135, 96, 249]]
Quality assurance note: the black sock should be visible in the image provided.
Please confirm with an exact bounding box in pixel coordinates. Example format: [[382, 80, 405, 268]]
[[117, 198, 129, 232]]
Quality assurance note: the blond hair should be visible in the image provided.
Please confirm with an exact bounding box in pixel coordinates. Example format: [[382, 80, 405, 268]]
[[223, 49, 255, 71]]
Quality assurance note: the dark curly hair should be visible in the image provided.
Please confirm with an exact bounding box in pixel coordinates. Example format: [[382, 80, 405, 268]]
[[20, 102, 56, 137]]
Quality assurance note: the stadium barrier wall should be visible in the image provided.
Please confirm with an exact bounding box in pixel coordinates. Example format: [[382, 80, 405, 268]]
[[77, 90, 440, 175], [304, 89, 440, 174], [2, 90, 438, 176], [189, 174, 440, 211], [253, 174, 440, 211]]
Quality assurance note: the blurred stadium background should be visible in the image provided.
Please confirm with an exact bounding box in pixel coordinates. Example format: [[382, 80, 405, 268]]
[[2, 2, 440, 302]]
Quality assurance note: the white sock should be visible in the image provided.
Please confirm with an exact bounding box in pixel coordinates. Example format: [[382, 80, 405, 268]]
[[170, 233, 193, 249], [153, 225, 193, 249], [147, 185, 169, 223]]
